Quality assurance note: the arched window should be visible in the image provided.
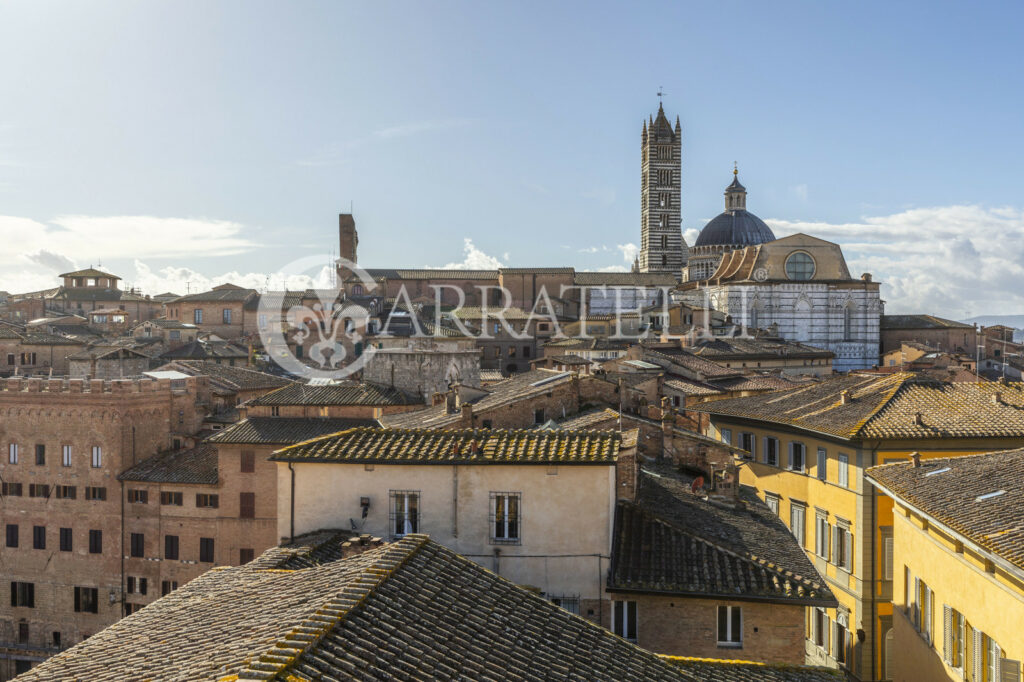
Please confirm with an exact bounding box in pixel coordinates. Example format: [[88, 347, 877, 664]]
[[843, 301, 857, 341], [660, 235, 668, 249]]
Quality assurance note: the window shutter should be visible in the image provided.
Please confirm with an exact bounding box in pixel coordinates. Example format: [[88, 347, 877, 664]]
[[974, 628, 984, 681], [762, 438, 769, 464], [845, 531, 853, 571], [9, 582, 16, 607], [1002, 659, 1021, 682], [73, 587, 80, 612], [913, 578, 920, 625], [943, 605, 953, 664], [884, 629, 895, 679], [832, 526, 840, 565], [884, 536, 894, 581], [788, 443, 793, 470]]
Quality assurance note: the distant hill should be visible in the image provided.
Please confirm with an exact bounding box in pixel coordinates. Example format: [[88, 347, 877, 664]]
[[962, 315, 1024, 343]]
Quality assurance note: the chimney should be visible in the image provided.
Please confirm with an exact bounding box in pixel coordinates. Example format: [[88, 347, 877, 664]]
[[992, 391, 1003, 405], [914, 412, 924, 426], [445, 388, 457, 414], [909, 452, 921, 468], [840, 389, 852, 405], [460, 402, 474, 427], [431, 392, 446, 406]]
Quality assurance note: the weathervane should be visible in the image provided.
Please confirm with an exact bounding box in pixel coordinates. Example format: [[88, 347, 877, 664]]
[[657, 86, 664, 103]]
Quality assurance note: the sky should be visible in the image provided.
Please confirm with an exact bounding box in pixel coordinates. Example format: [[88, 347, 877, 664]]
[[1, 1, 1022, 317]]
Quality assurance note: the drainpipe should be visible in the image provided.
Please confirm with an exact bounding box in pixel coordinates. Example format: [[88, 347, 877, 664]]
[[288, 462, 295, 543], [119, 480, 125, 618]]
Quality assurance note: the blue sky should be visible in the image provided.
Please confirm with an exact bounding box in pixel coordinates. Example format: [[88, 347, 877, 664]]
[[1, 1, 1022, 316]]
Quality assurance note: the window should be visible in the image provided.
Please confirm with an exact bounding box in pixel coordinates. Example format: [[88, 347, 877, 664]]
[[834, 524, 853, 572], [523, 345, 531, 358], [127, 577, 148, 595], [257, 313, 267, 329], [944, 605, 965, 670], [763, 437, 778, 466], [717, 605, 742, 647], [29, 483, 50, 498], [788, 442, 805, 472], [2, 481, 22, 496], [737, 433, 755, 459], [74, 587, 98, 613], [19, 622, 29, 644], [765, 494, 780, 515], [62, 445, 72, 467], [550, 595, 579, 615], [60, 528, 72, 552], [9, 443, 18, 464], [491, 492, 521, 544], [161, 580, 179, 596], [130, 533, 145, 558], [124, 602, 142, 616], [815, 513, 830, 560], [240, 548, 255, 564], [914, 578, 933, 642], [196, 493, 220, 509], [34, 444, 45, 466], [169, 330, 180, 341], [164, 535, 179, 560], [534, 408, 545, 425], [126, 576, 135, 594], [239, 492, 255, 519], [240, 451, 255, 473], [838, 454, 849, 488], [127, 489, 148, 504], [812, 607, 829, 650], [194, 309, 203, 324], [222, 308, 232, 324], [834, 613, 850, 666], [817, 447, 827, 481], [390, 491, 419, 537], [32, 526, 45, 550], [720, 428, 732, 445], [91, 446, 102, 468], [161, 491, 183, 506], [84, 486, 106, 501], [612, 600, 638, 642], [5, 524, 17, 548], [270, 406, 280, 417], [199, 537, 215, 563], [790, 504, 806, 547], [10, 582, 34, 608], [88, 530, 102, 554], [881, 529, 894, 581], [785, 251, 816, 280]]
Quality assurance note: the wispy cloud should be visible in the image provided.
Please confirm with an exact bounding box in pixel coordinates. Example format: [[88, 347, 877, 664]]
[[766, 204, 1024, 317]]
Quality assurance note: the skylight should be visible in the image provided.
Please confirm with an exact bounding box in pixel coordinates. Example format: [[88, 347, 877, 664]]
[[975, 490, 1006, 502], [924, 467, 951, 476]]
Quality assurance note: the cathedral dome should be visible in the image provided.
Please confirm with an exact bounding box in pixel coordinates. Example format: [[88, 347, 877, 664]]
[[693, 168, 775, 248], [694, 210, 775, 247]]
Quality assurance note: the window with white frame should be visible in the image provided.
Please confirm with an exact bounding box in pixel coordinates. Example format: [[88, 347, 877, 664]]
[[834, 522, 853, 572], [717, 605, 742, 647], [91, 446, 102, 468], [8, 443, 18, 464], [943, 605, 965, 671], [817, 447, 827, 481], [739, 432, 755, 460], [834, 613, 850, 667], [812, 607, 829, 651], [815, 512, 830, 560], [720, 428, 732, 445], [790, 503, 806, 547], [788, 442, 805, 472], [764, 493, 780, 516], [490, 492, 520, 544], [194, 309, 203, 324], [62, 445, 72, 467], [837, 453, 849, 488], [389, 491, 419, 537], [763, 437, 779, 466], [611, 600, 637, 642]]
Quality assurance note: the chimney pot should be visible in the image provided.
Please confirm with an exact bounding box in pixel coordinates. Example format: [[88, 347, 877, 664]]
[[914, 412, 924, 426], [993, 391, 1003, 405], [910, 452, 922, 468]]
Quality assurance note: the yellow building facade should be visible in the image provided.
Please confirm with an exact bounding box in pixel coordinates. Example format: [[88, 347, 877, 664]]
[[696, 374, 1024, 681], [867, 451, 1024, 682]]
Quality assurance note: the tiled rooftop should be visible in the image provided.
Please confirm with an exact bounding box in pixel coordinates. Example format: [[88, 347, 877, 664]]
[[380, 368, 575, 428], [117, 443, 218, 485], [881, 314, 974, 330], [687, 337, 834, 360], [208, 417, 380, 444], [614, 462, 835, 607], [662, 657, 842, 681], [247, 380, 421, 407], [160, 360, 293, 392], [696, 373, 1024, 440], [19, 535, 702, 681], [867, 448, 1024, 573], [272, 427, 628, 465]]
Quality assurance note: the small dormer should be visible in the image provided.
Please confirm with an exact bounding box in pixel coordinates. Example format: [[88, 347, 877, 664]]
[[59, 267, 121, 290]]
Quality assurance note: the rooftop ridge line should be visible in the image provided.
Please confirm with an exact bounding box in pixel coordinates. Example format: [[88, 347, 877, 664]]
[[231, 534, 429, 682]]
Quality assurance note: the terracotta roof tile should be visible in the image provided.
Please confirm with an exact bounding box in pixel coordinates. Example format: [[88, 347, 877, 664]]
[[117, 443, 218, 485], [248, 381, 421, 407], [208, 417, 379, 444]]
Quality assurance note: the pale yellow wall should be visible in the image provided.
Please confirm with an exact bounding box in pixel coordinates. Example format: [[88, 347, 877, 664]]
[[279, 461, 615, 600], [890, 501, 1024, 682]]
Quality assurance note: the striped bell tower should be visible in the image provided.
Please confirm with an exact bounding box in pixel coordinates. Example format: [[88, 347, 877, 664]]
[[638, 102, 688, 276]]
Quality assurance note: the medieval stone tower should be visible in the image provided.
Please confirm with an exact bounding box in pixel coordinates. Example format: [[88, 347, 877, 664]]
[[638, 103, 688, 276]]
